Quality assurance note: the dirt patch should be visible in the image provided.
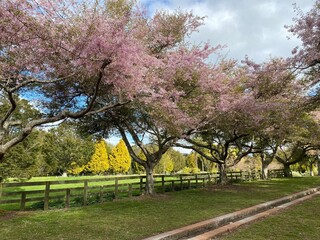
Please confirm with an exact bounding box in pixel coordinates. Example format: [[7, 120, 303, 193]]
[[0, 210, 18, 220], [0, 210, 32, 221], [123, 193, 171, 202], [205, 184, 255, 193]]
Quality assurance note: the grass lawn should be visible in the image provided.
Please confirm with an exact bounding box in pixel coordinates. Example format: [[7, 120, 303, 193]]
[[219, 194, 320, 240], [0, 177, 319, 240]]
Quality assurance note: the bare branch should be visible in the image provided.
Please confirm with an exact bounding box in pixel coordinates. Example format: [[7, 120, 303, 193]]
[[0, 92, 17, 128], [117, 125, 146, 167]]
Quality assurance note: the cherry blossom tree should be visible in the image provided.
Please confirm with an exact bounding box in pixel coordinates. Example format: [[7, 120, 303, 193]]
[[75, 4, 226, 194], [110, 40, 228, 193], [287, 1, 320, 176], [287, 1, 320, 86], [0, 0, 157, 161], [176, 57, 304, 183], [275, 112, 320, 176]]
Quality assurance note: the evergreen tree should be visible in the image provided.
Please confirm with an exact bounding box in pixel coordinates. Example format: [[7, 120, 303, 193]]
[[170, 149, 187, 172], [68, 163, 86, 175], [43, 124, 94, 176], [155, 152, 174, 174], [85, 139, 109, 175], [0, 130, 47, 181], [186, 152, 198, 168], [109, 139, 131, 174], [133, 150, 146, 174]]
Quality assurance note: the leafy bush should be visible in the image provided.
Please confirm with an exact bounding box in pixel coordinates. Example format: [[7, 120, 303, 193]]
[[181, 167, 191, 174], [291, 171, 302, 177], [190, 168, 200, 173]]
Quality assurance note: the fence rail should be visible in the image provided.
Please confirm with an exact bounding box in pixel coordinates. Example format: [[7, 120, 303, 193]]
[[0, 169, 285, 211]]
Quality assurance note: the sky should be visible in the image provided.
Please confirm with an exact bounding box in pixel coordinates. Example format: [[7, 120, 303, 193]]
[[140, 0, 315, 63]]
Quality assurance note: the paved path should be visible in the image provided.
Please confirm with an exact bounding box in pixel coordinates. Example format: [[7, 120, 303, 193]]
[[142, 187, 320, 240]]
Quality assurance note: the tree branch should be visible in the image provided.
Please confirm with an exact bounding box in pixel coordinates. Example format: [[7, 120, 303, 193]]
[[0, 59, 112, 162], [0, 92, 17, 129]]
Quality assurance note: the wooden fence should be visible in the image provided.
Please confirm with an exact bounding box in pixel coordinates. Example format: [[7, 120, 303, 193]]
[[0, 169, 285, 211]]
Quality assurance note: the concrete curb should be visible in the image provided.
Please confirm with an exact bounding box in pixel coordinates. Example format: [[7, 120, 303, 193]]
[[142, 187, 320, 240]]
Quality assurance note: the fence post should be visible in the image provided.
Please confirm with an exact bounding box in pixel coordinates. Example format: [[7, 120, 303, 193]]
[[0, 183, 3, 198], [207, 173, 211, 184], [171, 180, 175, 191], [188, 179, 191, 189], [202, 178, 205, 187], [115, 178, 119, 199], [162, 176, 165, 193], [20, 192, 26, 211], [195, 174, 198, 188], [139, 176, 143, 194], [214, 173, 218, 184], [83, 180, 88, 206], [99, 186, 104, 203], [65, 189, 70, 209], [180, 175, 183, 190], [128, 184, 132, 198], [44, 181, 50, 210]]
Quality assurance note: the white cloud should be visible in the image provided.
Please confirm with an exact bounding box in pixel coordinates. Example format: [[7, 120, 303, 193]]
[[141, 0, 315, 63]]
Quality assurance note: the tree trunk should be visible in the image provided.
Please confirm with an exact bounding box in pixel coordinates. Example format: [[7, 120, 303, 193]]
[[318, 157, 320, 176], [0, 152, 4, 162], [145, 166, 155, 195], [261, 160, 272, 180], [260, 153, 273, 180], [218, 163, 228, 184], [261, 163, 269, 180], [309, 162, 314, 176], [283, 164, 292, 177]]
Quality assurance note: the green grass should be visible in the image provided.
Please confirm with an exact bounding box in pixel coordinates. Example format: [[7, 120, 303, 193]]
[[3, 175, 181, 192], [0, 177, 320, 240], [219, 194, 320, 240], [4, 175, 143, 192]]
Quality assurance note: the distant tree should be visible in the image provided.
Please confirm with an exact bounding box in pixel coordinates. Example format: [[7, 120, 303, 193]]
[[291, 151, 318, 176], [43, 124, 94, 176], [85, 139, 109, 175], [197, 154, 217, 172], [109, 139, 131, 174], [132, 150, 146, 174], [68, 163, 86, 176], [0, 130, 46, 182], [168, 149, 186, 173], [155, 151, 174, 174], [164, 157, 174, 173], [185, 152, 198, 169]]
